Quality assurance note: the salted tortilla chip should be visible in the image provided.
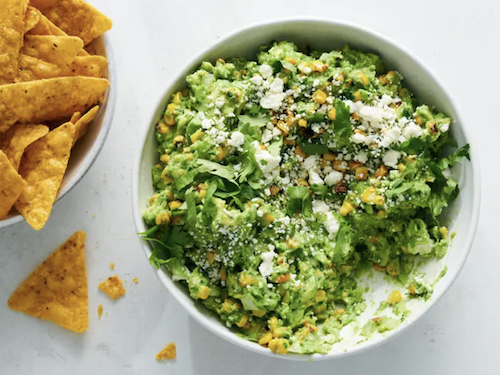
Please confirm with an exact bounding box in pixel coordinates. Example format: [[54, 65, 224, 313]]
[[30, 0, 112, 45], [21, 35, 83, 66], [0, 76, 109, 133], [0, 0, 28, 83], [68, 55, 107, 78], [15, 122, 75, 230], [98, 275, 126, 300], [156, 343, 177, 361], [27, 9, 66, 36], [7, 230, 88, 333], [0, 150, 26, 219], [15, 54, 62, 82], [23, 6, 40, 34], [73, 105, 99, 145], [70, 111, 81, 123], [1, 124, 49, 170]]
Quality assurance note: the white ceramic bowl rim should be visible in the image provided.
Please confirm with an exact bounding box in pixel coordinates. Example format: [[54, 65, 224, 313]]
[[0, 35, 117, 230], [133, 17, 481, 361]]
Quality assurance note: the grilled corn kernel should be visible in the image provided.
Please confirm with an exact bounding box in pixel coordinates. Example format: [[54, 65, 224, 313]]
[[388, 290, 402, 304], [258, 332, 273, 346], [160, 154, 170, 164], [353, 91, 363, 102], [197, 286, 211, 300], [314, 290, 326, 303], [155, 212, 171, 226], [276, 274, 290, 283], [199, 189, 206, 200], [173, 92, 183, 104], [294, 145, 306, 159], [355, 166, 369, 180], [190, 130, 203, 143], [374, 165, 389, 178], [414, 115, 424, 126], [373, 195, 385, 205], [284, 56, 297, 65], [359, 72, 369, 86], [168, 200, 183, 210], [238, 274, 255, 287], [439, 226, 449, 238], [263, 214, 274, 224], [312, 89, 327, 104], [312, 60, 328, 72], [323, 152, 336, 161], [236, 314, 248, 328], [206, 252, 215, 264], [157, 120, 171, 134], [252, 309, 266, 318], [297, 178, 309, 187], [220, 268, 227, 281], [361, 187, 376, 204], [173, 135, 185, 145], [298, 119, 308, 128], [327, 107, 336, 120], [339, 201, 354, 216], [268, 317, 279, 332], [216, 146, 228, 162], [276, 120, 289, 136], [164, 113, 176, 126]]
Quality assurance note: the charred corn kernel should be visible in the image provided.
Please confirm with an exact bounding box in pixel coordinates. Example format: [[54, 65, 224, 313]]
[[252, 309, 266, 318], [409, 284, 417, 295], [259, 331, 273, 346], [157, 120, 172, 134], [164, 113, 176, 126], [238, 274, 255, 287], [426, 121, 438, 134], [173, 135, 185, 145], [334, 308, 346, 317], [314, 304, 327, 314], [190, 130, 203, 143], [298, 119, 307, 128], [242, 322, 251, 330], [284, 56, 297, 65], [388, 290, 402, 304], [355, 166, 369, 181], [373, 195, 385, 205], [273, 327, 289, 338], [222, 298, 236, 312], [160, 154, 170, 164], [353, 91, 363, 102], [322, 152, 336, 161], [167, 103, 177, 114], [268, 317, 279, 332], [327, 107, 336, 120], [379, 74, 389, 85], [377, 210, 385, 217], [197, 286, 211, 300], [199, 189, 206, 200], [349, 161, 363, 170], [339, 201, 354, 216], [286, 238, 299, 248], [374, 165, 389, 178], [333, 160, 347, 172], [297, 178, 309, 187], [168, 200, 183, 210], [386, 263, 398, 276], [314, 290, 326, 303], [173, 92, 183, 104], [216, 146, 227, 162], [294, 145, 306, 159], [352, 113, 362, 121], [397, 163, 406, 173], [307, 324, 319, 333], [206, 252, 215, 264], [373, 263, 386, 271], [386, 71, 396, 81], [359, 72, 369, 86], [155, 211, 171, 225], [150, 194, 160, 205], [269, 339, 289, 355], [312, 60, 328, 72], [270, 185, 280, 196], [415, 115, 424, 126], [263, 214, 274, 224], [161, 173, 173, 184], [236, 314, 248, 328], [362, 187, 377, 203], [268, 339, 279, 353], [276, 120, 289, 136], [283, 138, 295, 145], [220, 268, 227, 281], [276, 274, 290, 283], [439, 226, 449, 238], [312, 89, 327, 104]]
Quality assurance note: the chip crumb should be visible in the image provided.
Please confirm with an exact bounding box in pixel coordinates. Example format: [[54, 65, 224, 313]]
[[156, 343, 176, 361], [97, 304, 103, 319], [92, 214, 96, 218], [98, 275, 126, 300], [109, 262, 115, 270], [132, 277, 139, 284]]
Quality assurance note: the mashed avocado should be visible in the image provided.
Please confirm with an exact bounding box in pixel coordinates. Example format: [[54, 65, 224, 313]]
[[142, 41, 469, 355]]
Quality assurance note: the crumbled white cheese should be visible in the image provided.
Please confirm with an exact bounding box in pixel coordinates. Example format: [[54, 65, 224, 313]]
[[259, 64, 273, 79], [309, 171, 324, 185], [324, 170, 343, 186], [351, 133, 374, 145], [303, 66, 312, 74], [303, 155, 319, 171], [259, 248, 276, 278], [403, 122, 423, 139], [311, 123, 321, 133], [312, 200, 330, 214], [324, 212, 340, 235], [260, 78, 286, 110], [201, 118, 212, 129], [228, 131, 245, 148], [383, 149, 401, 167], [250, 75, 263, 86], [253, 141, 281, 174], [354, 151, 368, 164], [380, 127, 401, 147]]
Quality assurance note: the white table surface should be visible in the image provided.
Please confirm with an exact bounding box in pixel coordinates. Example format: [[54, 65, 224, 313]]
[[1, 0, 497, 374]]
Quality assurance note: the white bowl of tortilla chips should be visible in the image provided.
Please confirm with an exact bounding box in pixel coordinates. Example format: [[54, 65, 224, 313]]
[[0, 0, 115, 230]]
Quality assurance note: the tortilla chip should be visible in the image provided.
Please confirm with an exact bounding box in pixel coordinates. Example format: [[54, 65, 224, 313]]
[[15, 122, 75, 230], [23, 6, 40, 34], [156, 343, 176, 361], [7, 230, 89, 333], [98, 275, 126, 300], [73, 105, 99, 145], [31, 0, 112, 45], [1, 124, 49, 170], [69, 111, 81, 123], [0, 150, 26, 219], [68, 55, 107, 78], [15, 54, 62, 82], [0, 0, 28, 83], [97, 304, 103, 319], [21, 35, 83, 66], [0, 76, 109, 133], [27, 9, 66, 36]]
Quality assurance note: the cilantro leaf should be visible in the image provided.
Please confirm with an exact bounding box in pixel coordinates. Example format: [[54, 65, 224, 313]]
[[185, 188, 197, 227], [332, 100, 353, 148], [287, 186, 312, 217], [300, 141, 329, 155], [197, 159, 237, 183], [438, 144, 470, 169], [238, 114, 269, 128]]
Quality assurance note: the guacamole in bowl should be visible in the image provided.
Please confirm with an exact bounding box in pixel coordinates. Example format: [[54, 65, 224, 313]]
[[140, 41, 469, 355]]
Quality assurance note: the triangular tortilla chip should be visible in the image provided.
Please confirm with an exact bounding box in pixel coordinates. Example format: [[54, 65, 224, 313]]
[[0, 150, 26, 219], [69, 111, 81, 124], [73, 105, 99, 145], [1, 124, 49, 170], [0, 0, 28, 83], [27, 8, 66, 37], [0, 76, 109, 133], [15, 122, 75, 230], [30, 0, 112, 45], [15, 54, 63, 83], [67, 55, 107, 78], [21, 35, 84, 66], [23, 6, 40, 35], [8, 230, 89, 333]]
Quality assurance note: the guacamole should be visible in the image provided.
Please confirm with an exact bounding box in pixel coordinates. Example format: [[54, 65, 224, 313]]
[[141, 41, 469, 355]]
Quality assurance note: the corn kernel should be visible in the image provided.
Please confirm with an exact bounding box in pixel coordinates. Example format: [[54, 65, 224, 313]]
[[160, 154, 170, 164], [220, 268, 227, 281], [296, 178, 309, 187], [355, 166, 369, 180], [270, 185, 280, 196], [157, 120, 171, 134], [276, 274, 290, 283], [238, 274, 255, 287], [268, 339, 289, 354], [359, 72, 369, 86], [264, 213, 274, 224], [252, 309, 266, 318], [352, 113, 362, 121], [439, 226, 448, 238], [361, 187, 376, 204], [197, 286, 211, 300], [168, 200, 183, 210], [173, 92, 183, 104], [426, 121, 438, 134], [164, 113, 176, 126], [199, 189, 206, 200], [339, 201, 354, 216], [312, 89, 327, 104], [167, 103, 177, 114], [409, 284, 416, 295], [155, 212, 171, 226], [312, 60, 328, 72], [276, 120, 289, 136], [354, 91, 363, 102], [374, 165, 388, 178], [236, 314, 248, 328], [258, 331, 273, 346], [268, 317, 279, 332], [327, 107, 336, 120], [284, 56, 297, 65], [190, 130, 203, 143], [206, 252, 215, 264], [333, 160, 347, 172], [388, 290, 402, 304], [373, 195, 385, 205], [379, 74, 389, 85], [323, 152, 336, 161], [414, 115, 424, 126], [294, 145, 306, 159], [298, 119, 308, 128], [314, 290, 326, 303], [216, 146, 227, 162], [173, 135, 185, 145]]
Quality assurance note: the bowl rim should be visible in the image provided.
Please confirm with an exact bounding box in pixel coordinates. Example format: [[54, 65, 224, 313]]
[[132, 17, 481, 361], [0, 34, 117, 230]]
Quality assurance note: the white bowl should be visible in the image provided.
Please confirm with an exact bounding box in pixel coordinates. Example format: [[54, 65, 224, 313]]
[[133, 19, 480, 360], [0, 35, 116, 229]]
